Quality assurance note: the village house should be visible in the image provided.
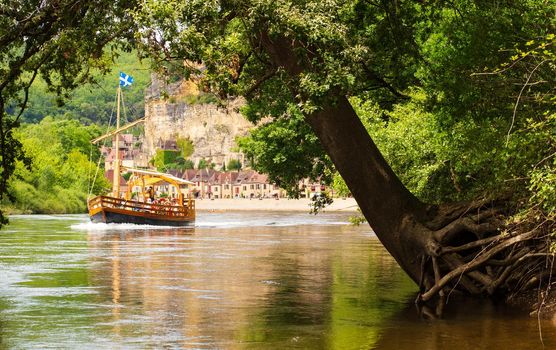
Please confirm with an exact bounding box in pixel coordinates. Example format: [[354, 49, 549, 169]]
[[231, 170, 253, 198], [298, 178, 329, 199], [103, 134, 149, 170], [177, 168, 215, 198], [210, 171, 239, 199], [146, 169, 287, 199], [237, 171, 278, 198]]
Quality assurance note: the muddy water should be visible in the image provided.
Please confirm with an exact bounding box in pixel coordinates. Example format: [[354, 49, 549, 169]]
[[0, 212, 554, 349]]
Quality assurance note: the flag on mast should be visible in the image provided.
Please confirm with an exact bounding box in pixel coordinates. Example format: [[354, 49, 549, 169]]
[[119, 72, 134, 87]]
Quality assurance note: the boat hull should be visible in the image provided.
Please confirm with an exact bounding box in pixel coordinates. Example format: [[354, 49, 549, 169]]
[[90, 208, 194, 227], [88, 196, 195, 227]]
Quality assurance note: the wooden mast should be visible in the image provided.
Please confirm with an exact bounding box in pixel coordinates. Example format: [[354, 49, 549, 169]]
[[113, 86, 121, 198]]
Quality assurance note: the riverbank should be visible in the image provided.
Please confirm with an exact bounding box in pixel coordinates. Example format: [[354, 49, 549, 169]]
[[194, 197, 359, 212], [1, 198, 360, 216]]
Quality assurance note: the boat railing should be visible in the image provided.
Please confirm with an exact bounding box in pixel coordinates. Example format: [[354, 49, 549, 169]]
[[88, 196, 195, 217]]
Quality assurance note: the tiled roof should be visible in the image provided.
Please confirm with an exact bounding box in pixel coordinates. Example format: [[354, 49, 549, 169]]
[[104, 170, 127, 186], [173, 169, 273, 186]]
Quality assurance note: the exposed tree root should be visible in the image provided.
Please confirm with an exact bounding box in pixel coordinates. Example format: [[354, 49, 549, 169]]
[[414, 199, 556, 313]]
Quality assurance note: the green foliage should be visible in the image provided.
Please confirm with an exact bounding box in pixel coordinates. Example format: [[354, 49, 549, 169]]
[[353, 93, 461, 203], [4, 118, 109, 214], [309, 192, 333, 215], [332, 173, 350, 198], [348, 208, 367, 226], [176, 137, 195, 158], [0, 0, 554, 225], [227, 159, 242, 171], [353, 82, 556, 207], [525, 113, 556, 215], [153, 149, 179, 171], [197, 158, 208, 170], [182, 93, 220, 106], [154, 140, 196, 171], [181, 159, 195, 170], [0, 0, 138, 225], [134, 0, 556, 213], [237, 105, 333, 196]]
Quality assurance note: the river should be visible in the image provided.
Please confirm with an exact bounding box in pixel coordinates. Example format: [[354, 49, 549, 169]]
[[0, 212, 555, 349]]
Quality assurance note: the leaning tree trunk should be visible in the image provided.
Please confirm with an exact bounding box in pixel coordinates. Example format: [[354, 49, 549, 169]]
[[306, 95, 432, 282], [303, 95, 471, 292], [308, 96, 555, 307], [260, 33, 554, 308]]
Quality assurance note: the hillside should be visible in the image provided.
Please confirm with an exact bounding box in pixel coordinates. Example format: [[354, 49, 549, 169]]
[[17, 51, 150, 125]]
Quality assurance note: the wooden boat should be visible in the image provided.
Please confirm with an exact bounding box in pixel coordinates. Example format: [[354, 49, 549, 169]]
[[88, 168, 196, 226], [87, 85, 195, 226]]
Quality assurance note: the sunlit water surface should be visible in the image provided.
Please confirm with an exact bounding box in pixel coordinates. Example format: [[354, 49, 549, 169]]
[[1, 212, 555, 349]]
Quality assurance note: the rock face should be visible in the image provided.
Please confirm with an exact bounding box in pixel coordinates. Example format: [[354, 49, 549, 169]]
[[143, 75, 252, 168]]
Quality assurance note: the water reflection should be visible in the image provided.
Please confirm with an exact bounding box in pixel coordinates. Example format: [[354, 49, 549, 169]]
[[81, 221, 414, 348], [1, 214, 555, 348], [374, 296, 556, 350]]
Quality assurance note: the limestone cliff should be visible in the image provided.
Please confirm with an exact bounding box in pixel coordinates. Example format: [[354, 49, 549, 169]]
[[143, 75, 252, 168]]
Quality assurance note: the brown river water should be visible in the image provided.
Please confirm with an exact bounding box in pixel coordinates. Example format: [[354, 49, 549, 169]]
[[0, 212, 555, 349]]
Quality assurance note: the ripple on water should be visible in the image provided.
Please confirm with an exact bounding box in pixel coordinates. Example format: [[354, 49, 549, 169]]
[[70, 221, 187, 231]]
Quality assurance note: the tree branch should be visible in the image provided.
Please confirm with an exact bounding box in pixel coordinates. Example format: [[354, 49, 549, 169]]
[[361, 65, 409, 100], [244, 68, 277, 98], [232, 51, 253, 84]]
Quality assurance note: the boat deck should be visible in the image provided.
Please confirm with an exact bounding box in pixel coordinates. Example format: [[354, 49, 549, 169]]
[[88, 196, 195, 226]]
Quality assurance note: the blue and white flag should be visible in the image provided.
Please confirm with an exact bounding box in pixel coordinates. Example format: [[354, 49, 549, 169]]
[[119, 72, 134, 87]]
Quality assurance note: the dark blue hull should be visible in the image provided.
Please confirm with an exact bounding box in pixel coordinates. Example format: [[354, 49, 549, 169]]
[[90, 210, 194, 227]]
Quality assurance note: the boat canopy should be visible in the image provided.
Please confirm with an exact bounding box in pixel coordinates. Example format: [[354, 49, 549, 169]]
[[122, 167, 194, 186]]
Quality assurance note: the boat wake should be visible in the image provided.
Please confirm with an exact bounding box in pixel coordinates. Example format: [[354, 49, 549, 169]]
[[194, 214, 349, 228], [71, 221, 187, 231]]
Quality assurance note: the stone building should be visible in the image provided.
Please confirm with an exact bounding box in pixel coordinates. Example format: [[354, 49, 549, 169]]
[[103, 134, 149, 170]]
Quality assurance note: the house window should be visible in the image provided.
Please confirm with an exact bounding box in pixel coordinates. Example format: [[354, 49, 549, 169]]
[[250, 185, 254, 190], [243, 186, 247, 191], [225, 185, 229, 190], [215, 187, 219, 192], [264, 184, 267, 190]]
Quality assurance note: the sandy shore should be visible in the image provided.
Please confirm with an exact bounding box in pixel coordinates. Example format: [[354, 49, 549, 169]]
[[194, 197, 359, 212]]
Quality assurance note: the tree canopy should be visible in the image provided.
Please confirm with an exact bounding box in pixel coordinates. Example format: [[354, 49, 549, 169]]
[[135, 0, 555, 207]]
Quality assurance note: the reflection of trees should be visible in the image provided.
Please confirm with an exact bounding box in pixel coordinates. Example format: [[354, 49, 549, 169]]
[[374, 298, 556, 350], [81, 224, 556, 349], [236, 242, 334, 349], [325, 240, 416, 349], [237, 231, 416, 349]]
